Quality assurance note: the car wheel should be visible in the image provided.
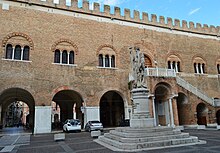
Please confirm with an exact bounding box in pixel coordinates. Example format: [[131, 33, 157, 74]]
[[88, 128, 91, 132]]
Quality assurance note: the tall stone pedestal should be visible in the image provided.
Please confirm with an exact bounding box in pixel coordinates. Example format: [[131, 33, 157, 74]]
[[130, 88, 154, 128]]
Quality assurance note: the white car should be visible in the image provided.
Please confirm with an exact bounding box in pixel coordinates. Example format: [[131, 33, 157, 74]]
[[63, 119, 81, 132], [85, 120, 103, 132]]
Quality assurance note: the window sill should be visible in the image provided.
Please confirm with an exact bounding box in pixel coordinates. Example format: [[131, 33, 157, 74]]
[[97, 66, 118, 70], [52, 63, 77, 67], [2, 58, 32, 62]]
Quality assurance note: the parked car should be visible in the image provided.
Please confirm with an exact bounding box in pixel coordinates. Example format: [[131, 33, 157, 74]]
[[85, 120, 103, 132], [119, 119, 130, 127], [63, 119, 81, 132]]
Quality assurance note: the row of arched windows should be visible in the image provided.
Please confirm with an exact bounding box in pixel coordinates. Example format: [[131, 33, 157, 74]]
[[5, 44, 30, 61], [98, 54, 115, 68], [194, 63, 206, 74], [168, 61, 181, 72], [54, 49, 75, 65], [4, 43, 220, 74]]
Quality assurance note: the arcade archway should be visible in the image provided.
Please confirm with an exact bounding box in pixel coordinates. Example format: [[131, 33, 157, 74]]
[[177, 93, 188, 125], [154, 83, 172, 126], [196, 103, 208, 125], [100, 91, 125, 127], [216, 110, 220, 125], [0, 88, 35, 133], [52, 90, 84, 129]]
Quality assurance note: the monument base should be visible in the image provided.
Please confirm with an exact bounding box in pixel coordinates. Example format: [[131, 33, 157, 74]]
[[130, 118, 154, 128]]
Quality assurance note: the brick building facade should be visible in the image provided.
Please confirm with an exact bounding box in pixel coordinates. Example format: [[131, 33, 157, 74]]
[[0, 0, 220, 133]]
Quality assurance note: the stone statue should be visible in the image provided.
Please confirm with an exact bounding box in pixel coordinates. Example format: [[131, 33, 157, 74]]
[[129, 47, 147, 89]]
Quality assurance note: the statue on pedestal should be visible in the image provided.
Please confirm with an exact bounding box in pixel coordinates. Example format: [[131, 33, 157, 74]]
[[129, 47, 147, 89]]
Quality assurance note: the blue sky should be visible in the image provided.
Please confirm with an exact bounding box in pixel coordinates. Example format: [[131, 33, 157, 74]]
[[75, 0, 220, 26]]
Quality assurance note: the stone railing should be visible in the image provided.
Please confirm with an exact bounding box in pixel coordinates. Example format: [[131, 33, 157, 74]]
[[145, 68, 215, 106], [214, 99, 220, 107], [176, 76, 214, 106], [145, 68, 176, 77]]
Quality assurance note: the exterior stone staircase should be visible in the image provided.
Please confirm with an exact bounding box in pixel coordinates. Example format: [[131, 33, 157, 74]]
[[96, 127, 203, 151], [145, 68, 218, 106]]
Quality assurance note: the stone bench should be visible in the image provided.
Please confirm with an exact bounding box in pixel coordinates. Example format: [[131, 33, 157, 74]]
[[197, 125, 206, 130], [54, 133, 65, 141]]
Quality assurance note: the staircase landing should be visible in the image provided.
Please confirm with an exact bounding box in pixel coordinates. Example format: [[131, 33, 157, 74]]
[[95, 127, 206, 152]]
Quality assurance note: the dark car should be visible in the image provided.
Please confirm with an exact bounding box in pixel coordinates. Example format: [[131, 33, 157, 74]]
[[85, 120, 103, 132]]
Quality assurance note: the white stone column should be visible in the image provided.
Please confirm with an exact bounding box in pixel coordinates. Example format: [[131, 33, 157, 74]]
[[170, 61, 173, 69], [84, 106, 100, 127], [21, 47, 24, 60], [169, 98, 175, 127], [152, 96, 157, 126], [196, 63, 199, 74], [60, 51, 62, 64], [12, 47, 15, 60], [200, 64, 203, 74], [109, 56, 112, 68], [175, 62, 178, 72], [103, 55, 105, 67], [67, 52, 70, 64], [34, 106, 52, 134]]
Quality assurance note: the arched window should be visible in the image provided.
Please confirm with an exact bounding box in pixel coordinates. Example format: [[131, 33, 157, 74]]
[[144, 55, 152, 68], [217, 64, 220, 74], [105, 55, 109, 67], [54, 49, 60, 63], [177, 61, 180, 72], [168, 61, 171, 69], [6, 44, 13, 59], [202, 63, 205, 73], [23, 46, 30, 60], [14, 45, 21, 60], [99, 54, 103, 67], [111, 55, 115, 67], [69, 51, 74, 64], [194, 63, 197, 73], [62, 50, 68, 64]]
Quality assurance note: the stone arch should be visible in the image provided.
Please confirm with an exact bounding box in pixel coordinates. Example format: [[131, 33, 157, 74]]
[[216, 109, 220, 125], [51, 39, 79, 55], [99, 90, 125, 127], [192, 54, 207, 64], [196, 103, 208, 125], [0, 87, 35, 133], [134, 42, 156, 67], [96, 44, 117, 56], [153, 82, 173, 126], [52, 89, 84, 129], [2, 32, 34, 50], [176, 92, 189, 125]]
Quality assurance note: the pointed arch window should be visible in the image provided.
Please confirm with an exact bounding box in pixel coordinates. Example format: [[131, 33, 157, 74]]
[[6, 44, 13, 59]]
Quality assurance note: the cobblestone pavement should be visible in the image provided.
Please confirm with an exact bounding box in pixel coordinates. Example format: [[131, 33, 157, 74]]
[[0, 128, 220, 153]]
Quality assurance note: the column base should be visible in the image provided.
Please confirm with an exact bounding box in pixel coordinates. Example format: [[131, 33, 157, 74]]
[[130, 118, 154, 128]]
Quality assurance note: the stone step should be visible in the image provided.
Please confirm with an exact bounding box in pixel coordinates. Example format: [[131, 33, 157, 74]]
[[98, 135, 199, 150], [104, 132, 190, 143], [109, 129, 181, 138], [115, 126, 173, 133]]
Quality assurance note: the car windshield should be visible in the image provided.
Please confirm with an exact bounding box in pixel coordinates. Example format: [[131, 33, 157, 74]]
[[69, 120, 80, 125], [90, 121, 101, 124]]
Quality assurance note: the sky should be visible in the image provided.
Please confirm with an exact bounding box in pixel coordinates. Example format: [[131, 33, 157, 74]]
[[74, 0, 220, 27]]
